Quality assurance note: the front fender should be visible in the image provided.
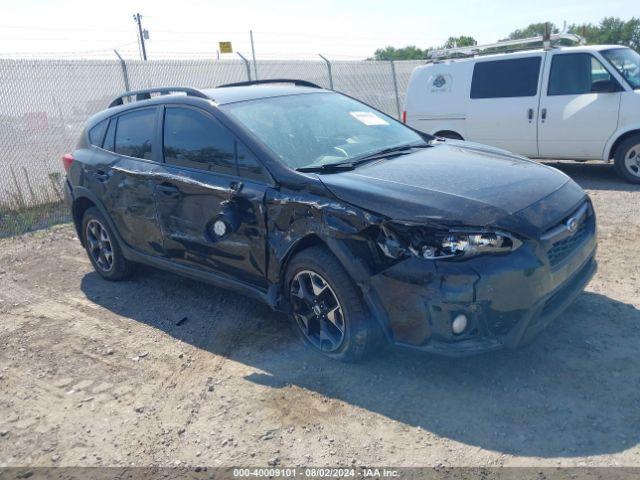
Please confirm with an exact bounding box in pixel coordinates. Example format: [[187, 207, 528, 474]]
[[264, 187, 395, 340], [266, 188, 380, 283], [603, 124, 640, 161]]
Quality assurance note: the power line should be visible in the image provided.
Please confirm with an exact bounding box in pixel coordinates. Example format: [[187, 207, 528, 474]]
[[0, 36, 132, 42], [0, 24, 438, 43], [0, 24, 133, 32]]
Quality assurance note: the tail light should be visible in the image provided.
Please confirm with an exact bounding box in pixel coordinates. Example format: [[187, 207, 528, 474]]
[[62, 153, 74, 173], [402, 111, 407, 123]]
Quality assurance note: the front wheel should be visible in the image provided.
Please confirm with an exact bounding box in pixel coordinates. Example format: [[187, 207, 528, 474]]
[[614, 135, 640, 184], [285, 246, 381, 362]]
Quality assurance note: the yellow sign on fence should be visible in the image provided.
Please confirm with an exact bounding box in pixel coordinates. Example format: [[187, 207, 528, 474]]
[[219, 42, 233, 54]]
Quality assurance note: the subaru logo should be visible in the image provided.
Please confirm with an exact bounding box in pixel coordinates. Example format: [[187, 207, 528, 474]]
[[566, 217, 579, 233]]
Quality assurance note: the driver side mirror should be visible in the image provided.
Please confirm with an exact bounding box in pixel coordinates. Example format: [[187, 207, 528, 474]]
[[591, 79, 623, 93]]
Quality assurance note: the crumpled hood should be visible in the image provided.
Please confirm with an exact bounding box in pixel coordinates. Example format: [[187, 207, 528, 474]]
[[319, 142, 585, 232]]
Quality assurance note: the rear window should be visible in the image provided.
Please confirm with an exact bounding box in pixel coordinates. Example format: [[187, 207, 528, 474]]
[[103, 118, 116, 151], [114, 109, 156, 160], [470, 57, 542, 99], [88, 119, 108, 147]]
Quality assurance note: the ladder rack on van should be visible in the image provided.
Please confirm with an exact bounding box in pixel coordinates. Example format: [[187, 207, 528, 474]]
[[427, 31, 585, 61]]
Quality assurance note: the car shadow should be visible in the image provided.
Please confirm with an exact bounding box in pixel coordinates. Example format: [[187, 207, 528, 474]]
[[542, 160, 640, 192], [81, 267, 640, 459]]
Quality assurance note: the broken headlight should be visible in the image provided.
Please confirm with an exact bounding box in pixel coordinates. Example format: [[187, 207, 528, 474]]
[[378, 225, 521, 260]]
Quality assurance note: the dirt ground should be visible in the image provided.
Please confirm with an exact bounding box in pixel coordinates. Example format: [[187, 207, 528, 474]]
[[0, 160, 639, 468]]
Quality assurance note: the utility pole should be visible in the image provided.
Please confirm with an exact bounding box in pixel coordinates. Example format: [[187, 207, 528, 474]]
[[250, 30, 258, 80], [133, 13, 148, 61]]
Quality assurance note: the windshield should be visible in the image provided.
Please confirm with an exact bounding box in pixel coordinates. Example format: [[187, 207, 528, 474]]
[[601, 48, 640, 89], [221, 92, 426, 170]]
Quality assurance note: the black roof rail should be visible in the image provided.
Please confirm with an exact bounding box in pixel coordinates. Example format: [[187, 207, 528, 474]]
[[216, 79, 322, 89], [108, 87, 209, 108]]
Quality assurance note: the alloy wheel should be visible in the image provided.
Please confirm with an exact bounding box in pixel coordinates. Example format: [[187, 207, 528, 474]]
[[624, 144, 640, 178], [290, 270, 346, 352], [86, 219, 114, 272]]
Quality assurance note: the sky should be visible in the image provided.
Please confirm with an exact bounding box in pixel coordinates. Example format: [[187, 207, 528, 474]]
[[0, 0, 636, 59]]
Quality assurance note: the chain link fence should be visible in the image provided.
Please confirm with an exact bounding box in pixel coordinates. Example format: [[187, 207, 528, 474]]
[[0, 57, 424, 238]]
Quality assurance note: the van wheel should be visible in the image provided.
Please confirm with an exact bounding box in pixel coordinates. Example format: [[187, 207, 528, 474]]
[[285, 246, 381, 362], [614, 135, 640, 184], [82, 207, 135, 281]]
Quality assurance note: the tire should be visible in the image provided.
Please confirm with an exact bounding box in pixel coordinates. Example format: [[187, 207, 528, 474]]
[[81, 207, 135, 281], [614, 134, 640, 184], [285, 246, 382, 362]]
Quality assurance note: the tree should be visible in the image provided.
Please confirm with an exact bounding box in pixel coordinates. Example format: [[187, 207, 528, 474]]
[[568, 22, 600, 42], [570, 17, 640, 51], [370, 16, 640, 60], [506, 22, 559, 40], [371, 37, 477, 60], [372, 45, 426, 61], [443, 36, 477, 48]]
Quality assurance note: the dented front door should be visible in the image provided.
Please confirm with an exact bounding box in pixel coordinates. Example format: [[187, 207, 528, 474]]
[[154, 106, 269, 287], [153, 166, 268, 287]]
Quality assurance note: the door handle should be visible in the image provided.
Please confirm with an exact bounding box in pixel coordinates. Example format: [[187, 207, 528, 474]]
[[541, 108, 547, 122], [94, 170, 109, 182], [156, 182, 180, 198], [527, 108, 534, 122]]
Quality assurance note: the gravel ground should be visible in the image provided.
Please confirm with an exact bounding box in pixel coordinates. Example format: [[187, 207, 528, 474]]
[[0, 160, 639, 468]]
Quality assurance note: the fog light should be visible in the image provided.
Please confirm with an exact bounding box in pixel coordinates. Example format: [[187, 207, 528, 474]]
[[452, 314, 468, 335]]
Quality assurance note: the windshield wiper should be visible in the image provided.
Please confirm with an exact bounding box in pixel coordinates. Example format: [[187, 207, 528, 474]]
[[296, 162, 358, 173], [350, 142, 431, 163], [296, 142, 431, 173]]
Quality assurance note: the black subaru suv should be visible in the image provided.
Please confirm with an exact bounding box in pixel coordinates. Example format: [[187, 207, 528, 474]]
[[64, 80, 597, 362]]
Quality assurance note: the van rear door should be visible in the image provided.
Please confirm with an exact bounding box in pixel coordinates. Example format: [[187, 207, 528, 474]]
[[464, 53, 543, 157]]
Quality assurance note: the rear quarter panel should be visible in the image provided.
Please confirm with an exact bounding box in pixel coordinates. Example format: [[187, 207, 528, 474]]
[[405, 62, 473, 138]]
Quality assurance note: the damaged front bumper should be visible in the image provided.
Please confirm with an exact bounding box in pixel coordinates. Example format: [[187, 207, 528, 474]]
[[365, 225, 597, 357]]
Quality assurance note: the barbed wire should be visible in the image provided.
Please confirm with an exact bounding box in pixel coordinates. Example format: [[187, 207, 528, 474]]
[[0, 50, 377, 60]]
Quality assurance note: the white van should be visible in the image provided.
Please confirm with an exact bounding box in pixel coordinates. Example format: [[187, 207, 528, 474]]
[[404, 45, 640, 183]]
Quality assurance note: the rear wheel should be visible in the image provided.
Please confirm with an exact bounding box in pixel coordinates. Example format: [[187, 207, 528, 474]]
[[285, 246, 381, 362], [81, 207, 135, 281], [614, 134, 640, 184]]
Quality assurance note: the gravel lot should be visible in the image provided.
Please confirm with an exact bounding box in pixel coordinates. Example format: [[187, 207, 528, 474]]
[[0, 160, 639, 468]]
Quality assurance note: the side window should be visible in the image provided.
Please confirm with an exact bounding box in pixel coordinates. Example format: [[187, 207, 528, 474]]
[[88, 119, 108, 147], [114, 109, 156, 160], [237, 142, 267, 182], [163, 107, 235, 176], [103, 118, 116, 151], [470, 57, 542, 99], [548, 53, 615, 95]]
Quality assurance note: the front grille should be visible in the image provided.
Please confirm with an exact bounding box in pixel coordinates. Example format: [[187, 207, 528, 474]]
[[546, 205, 594, 267]]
